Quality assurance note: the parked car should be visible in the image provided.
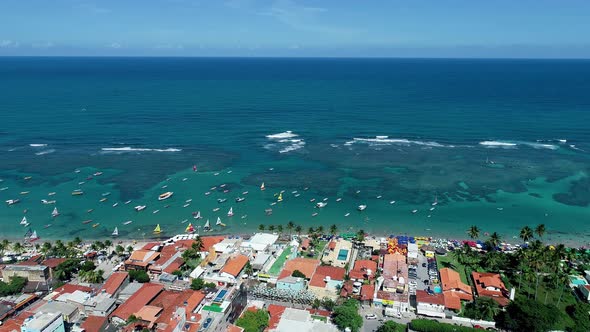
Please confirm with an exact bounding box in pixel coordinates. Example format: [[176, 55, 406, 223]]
[[365, 314, 378, 320]]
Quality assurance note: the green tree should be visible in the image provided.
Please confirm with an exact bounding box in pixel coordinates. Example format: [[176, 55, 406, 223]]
[[329, 224, 338, 236], [287, 221, 295, 236], [73, 237, 82, 246], [566, 303, 590, 332], [268, 225, 276, 232], [496, 298, 562, 332], [258, 224, 265, 231], [468, 225, 480, 240], [519, 226, 534, 243], [307, 226, 315, 235], [129, 270, 150, 283], [80, 260, 96, 272], [295, 225, 302, 236], [54, 258, 81, 281], [244, 261, 253, 276], [0, 239, 10, 255], [190, 278, 205, 290], [126, 245, 134, 254], [277, 224, 283, 234], [172, 270, 183, 277], [115, 245, 125, 256], [235, 309, 269, 332], [488, 232, 502, 249], [463, 297, 500, 321], [356, 229, 365, 243], [12, 242, 24, 255], [312, 298, 321, 309], [291, 270, 306, 278], [104, 240, 112, 252], [79, 269, 104, 283], [316, 225, 324, 235], [332, 299, 362, 332], [376, 321, 405, 332], [322, 297, 336, 311], [0, 277, 27, 296], [535, 224, 546, 239], [193, 236, 204, 251]]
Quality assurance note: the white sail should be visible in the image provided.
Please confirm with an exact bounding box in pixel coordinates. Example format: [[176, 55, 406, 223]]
[[112, 227, 119, 236], [20, 216, 27, 225], [204, 219, 210, 230], [196, 211, 201, 219], [51, 207, 59, 217], [227, 207, 233, 216], [216, 217, 222, 225], [30, 230, 38, 240]]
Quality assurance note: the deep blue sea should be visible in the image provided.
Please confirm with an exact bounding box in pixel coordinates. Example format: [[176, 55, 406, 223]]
[[1, 57, 589, 244]]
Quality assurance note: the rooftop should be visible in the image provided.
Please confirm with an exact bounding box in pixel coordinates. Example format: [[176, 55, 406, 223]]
[[111, 283, 164, 321], [21, 311, 62, 330], [281, 258, 319, 279], [100, 271, 129, 295], [309, 266, 346, 287], [416, 289, 445, 306], [80, 315, 108, 332], [220, 254, 249, 277], [471, 271, 510, 306], [440, 268, 472, 295]]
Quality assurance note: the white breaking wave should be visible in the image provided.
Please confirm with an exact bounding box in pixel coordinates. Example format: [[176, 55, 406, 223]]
[[101, 147, 182, 153], [345, 136, 454, 148], [30, 143, 48, 147], [35, 149, 55, 155], [479, 140, 558, 150], [266, 131, 305, 153], [479, 141, 517, 147]]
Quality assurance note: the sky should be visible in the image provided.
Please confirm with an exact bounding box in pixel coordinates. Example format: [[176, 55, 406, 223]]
[[1, 0, 590, 58]]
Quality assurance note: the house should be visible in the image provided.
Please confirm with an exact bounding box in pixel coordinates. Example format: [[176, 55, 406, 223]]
[[471, 272, 510, 306], [281, 258, 320, 279], [269, 307, 339, 332], [300, 238, 311, 252], [2, 265, 49, 283], [308, 266, 346, 300], [20, 312, 65, 332], [250, 253, 272, 271], [415, 290, 446, 318], [276, 271, 306, 292], [124, 249, 160, 271], [110, 283, 164, 324], [80, 315, 109, 332], [240, 233, 278, 252], [382, 253, 408, 293], [42, 258, 67, 280], [360, 284, 375, 304], [349, 260, 377, 281], [321, 239, 352, 267], [439, 268, 473, 311], [219, 254, 249, 282], [99, 271, 129, 297]]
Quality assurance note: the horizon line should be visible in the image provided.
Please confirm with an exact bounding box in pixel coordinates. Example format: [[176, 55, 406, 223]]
[[1, 55, 590, 60]]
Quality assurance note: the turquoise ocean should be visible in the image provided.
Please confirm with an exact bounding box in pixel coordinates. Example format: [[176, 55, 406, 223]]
[[1, 57, 590, 244]]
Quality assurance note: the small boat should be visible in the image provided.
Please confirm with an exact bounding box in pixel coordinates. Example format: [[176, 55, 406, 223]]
[[24, 176, 32, 180], [158, 191, 174, 201], [214, 172, 220, 176], [185, 199, 193, 203], [48, 192, 56, 196], [412, 209, 418, 214], [44, 224, 52, 229], [236, 197, 245, 202], [113, 202, 119, 207], [86, 176, 93, 180], [323, 197, 328, 202], [432, 196, 438, 206], [304, 187, 309, 191], [20, 191, 30, 195], [164, 204, 171, 208], [242, 191, 249, 195], [312, 212, 318, 217], [186, 223, 195, 234], [20, 216, 28, 225], [92, 223, 100, 228], [241, 215, 247, 219], [41, 199, 56, 204], [182, 178, 188, 182], [310, 198, 316, 202], [193, 165, 197, 172], [216, 217, 226, 227], [316, 202, 327, 208], [270, 202, 276, 206], [265, 208, 273, 215], [427, 215, 431, 218], [75, 169, 81, 173], [102, 192, 111, 197], [203, 219, 211, 231], [193, 211, 202, 219], [269, 168, 274, 171], [205, 192, 211, 196], [336, 198, 342, 202], [376, 195, 382, 199], [29, 230, 39, 242], [213, 207, 220, 212], [292, 190, 298, 194], [183, 203, 190, 208], [227, 207, 234, 217], [0, 187, 9, 191], [78, 181, 85, 185], [227, 170, 232, 173], [112, 227, 119, 237], [6, 199, 20, 205], [429, 207, 435, 211], [497, 207, 504, 211], [345, 213, 350, 217], [153, 210, 160, 214], [223, 189, 229, 193], [125, 200, 132, 204], [181, 219, 188, 224], [357, 205, 367, 211], [153, 224, 162, 234], [277, 193, 283, 202], [162, 185, 168, 189], [87, 209, 94, 213], [51, 207, 59, 217], [260, 182, 265, 191], [100, 198, 108, 202], [294, 193, 300, 197], [220, 184, 226, 188], [94, 171, 103, 176], [72, 190, 84, 196], [82, 220, 92, 224], [135, 205, 146, 211], [123, 220, 133, 225], [389, 200, 396, 204], [211, 186, 217, 190], [355, 190, 361, 194], [217, 198, 227, 203]]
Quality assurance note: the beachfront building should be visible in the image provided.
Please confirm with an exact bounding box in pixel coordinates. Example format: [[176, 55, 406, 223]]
[[471, 271, 510, 306], [2, 265, 49, 283], [349, 259, 377, 282], [276, 257, 319, 291], [321, 239, 352, 268], [20, 312, 65, 332], [415, 290, 446, 318], [250, 252, 272, 272], [124, 249, 160, 271], [308, 266, 346, 300], [268, 306, 338, 332], [439, 268, 473, 312], [374, 252, 410, 315], [240, 233, 279, 253], [213, 238, 242, 254]]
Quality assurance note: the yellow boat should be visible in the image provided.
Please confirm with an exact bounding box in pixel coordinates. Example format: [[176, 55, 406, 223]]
[[153, 224, 162, 234], [72, 190, 84, 196], [100, 197, 108, 202], [20, 191, 30, 195], [277, 192, 283, 202], [158, 192, 173, 201], [92, 223, 100, 228]]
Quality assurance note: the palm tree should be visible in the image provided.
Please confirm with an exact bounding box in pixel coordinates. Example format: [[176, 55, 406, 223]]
[[488, 232, 501, 249], [73, 237, 82, 246], [295, 225, 302, 236], [468, 225, 480, 240], [80, 269, 105, 283], [329, 224, 338, 236], [356, 229, 365, 243], [287, 221, 295, 236], [12, 242, 24, 255], [316, 226, 324, 236], [307, 227, 315, 235], [268, 225, 276, 232], [535, 224, 546, 240], [258, 224, 265, 231], [115, 245, 125, 256], [104, 240, 113, 252], [0, 241, 7, 256], [192, 236, 204, 251], [277, 225, 283, 234], [520, 226, 534, 243], [41, 242, 52, 257], [126, 245, 134, 254]]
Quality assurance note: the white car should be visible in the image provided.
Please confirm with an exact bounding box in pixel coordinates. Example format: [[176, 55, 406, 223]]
[[365, 314, 378, 320]]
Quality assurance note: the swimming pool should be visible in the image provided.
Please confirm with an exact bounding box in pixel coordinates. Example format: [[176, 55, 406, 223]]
[[569, 275, 588, 286], [214, 289, 228, 303], [337, 249, 349, 261]]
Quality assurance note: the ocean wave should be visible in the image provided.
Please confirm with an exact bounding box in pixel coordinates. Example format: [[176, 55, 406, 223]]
[[479, 141, 517, 148], [35, 149, 56, 155], [346, 136, 454, 148], [29, 143, 48, 147], [479, 140, 558, 150], [266, 131, 305, 153], [101, 147, 182, 153]]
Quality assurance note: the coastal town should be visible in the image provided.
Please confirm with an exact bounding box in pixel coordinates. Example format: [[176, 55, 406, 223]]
[[1, 224, 589, 332]]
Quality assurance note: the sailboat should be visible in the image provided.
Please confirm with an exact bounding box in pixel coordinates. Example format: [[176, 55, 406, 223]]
[[20, 216, 28, 226], [203, 219, 211, 231], [216, 217, 226, 227], [277, 192, 283, 202], [260, 182, 265, 191], [112, 227, 119, 237], [24, 228, 33, 239], [29, 230, 39, 242], [227, 207, 234, 217], [186, 223, 195, 234], [432, 195, 438, 206], [51, 207, 59, 217], [153, 224, 162, 234], [193, 211, 202, 219]]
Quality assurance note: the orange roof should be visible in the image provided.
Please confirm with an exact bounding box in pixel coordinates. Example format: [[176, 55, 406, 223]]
[[43, 258, 67, 268], [360, 284, 375, 301], [111, 283, 164, 321], [136, 305, 162, 326], [163, 257, 184, 274], [227, 324, 244, 332], [81, 315, 108, 332], [439, 268, 472, 295], [202, 236, 226, 251], [151, 290, 195, 327], [443, 292, 463, 310], [52, 283, 93, 299], [128, 249, 160, 262], [100, 272, 129, 295], [300, 238, 310, 250], [328, 241, 336, 250], [267, 304, 287, 330], [282, 258, 319, 279], [185, 291, 206, 316], [349, 260, 377, 280], [416, 290, 445, 306], [471, 271, 509, 306], [309, 266, 346, 287], [220, 254, 249, 277], [142, 242, 160, 250]]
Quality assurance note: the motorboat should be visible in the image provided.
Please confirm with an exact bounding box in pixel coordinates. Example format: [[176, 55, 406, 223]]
[[213, 207, 220, 212], [135, 205, 147, 211], [220, 184, 226, 188], [153, 210, 160, 214], [112, 202, 119, 207], [6, 199, 20, 205], [310, 198, 316, 203], [44, 224, 52, 229], [48, 192, 56, 196], [412, 209, 418, 214], [94, 171, 103, 176], [102, 192, 111, 197], [87, 209, 94, 213], [182, 178, 188, 182], [124, 200, 132, 204], [389, 200, 396, 204], [158, 192, 173, 201], [41, 199, 56, 204], [183, 203, 190, 208], [211, 187, 217, 190], [20, 191, 30, 195], [205, 192, 211, 196], [100, 198, 108, 202], [357, 205, 367, 211], [92, 223, 100, 228], [429, 207, 435, 211], [312, 212, 318, 217], [242, 191, 249, 195], [82, 220, 92, 224], [345, 213, 350, 217], [336, 198, 342, 202], [217, 198, 227, 203], [294, 193, 301, 197], [316, 202, 327, 208], [236, 197, 246, 202], [123, 220, 133, 225], [185, 199, 192, 203]]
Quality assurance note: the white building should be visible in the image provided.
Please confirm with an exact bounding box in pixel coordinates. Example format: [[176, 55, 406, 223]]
[[240, 233, 279, 252], [270, 308, 338, 332], [21, 312, 65, 332]]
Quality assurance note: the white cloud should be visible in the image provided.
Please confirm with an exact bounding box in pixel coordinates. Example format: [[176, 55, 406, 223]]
[[108, 42, 122, 49], [0, 40, 19, 48]]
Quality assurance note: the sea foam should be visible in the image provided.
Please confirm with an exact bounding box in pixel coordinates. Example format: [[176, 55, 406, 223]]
[[35, 149, 56, 155], [101, 147, 182, 153], [266, 131, 305, 153], [346, 136, 453, 148], [29, 144, 48, 147]]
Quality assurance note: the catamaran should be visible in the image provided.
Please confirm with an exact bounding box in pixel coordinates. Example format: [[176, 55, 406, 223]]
[[186, 223, 195, 234], [112, 227, 119, 237], [203, 219, 211, 231], [29, 230, 39, 242], [193, 211, 202, 219], [20, 216, 28, 226], [153, 224, 162, 234], [227, 207, 234, 217], [158, 191, 173, 201], [216, 217, 226, 227], [260, 182, 265, 191], [51, 207, 59, 217], [357, 204, 367, 211]]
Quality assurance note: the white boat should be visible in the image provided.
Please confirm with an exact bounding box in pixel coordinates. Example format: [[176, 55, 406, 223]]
[[235, 197, 245, 202], [376, 195, 382, 199], [194, 211, 202, 219], [94, 171, 103, 176], [204, 219, 211, 231], [310, 198, 316, 202], [112, 202, 119, 207], [51, 207, 59, 217], [124, 200, 132, 204], [270, 202, 276, 206], [185, 199, 192, 203], [205, 192, 211, 196], [217, 198, 227, 203], [241, 215, 247, 219], [216, 217, 225, 226], [323, 197, 328, 202], [153, 210, 160, 214], [41, 199, 56, 204], [294, 193, 300, 197], [213, 207, 220, 212], [0, 187, 8, 191], [181, 219, 188, 224], [336, 198, 342, 202], [312, 212, 318, 217], [357, 204, 367, 211], [211, 186, 217, 190], [220, 184, 226, 188], [6, 199, 20, 205], [158, 192, 173, 201], [123, 220, 133, 225], [214, 172, 219, 176], [389, 200, 396, 204], [227, 207, 234, 217], [20, 216, 28, 225], [429, 207, 435, 211], [48, 192, 56, 196], [242, 191, 249, 195], [316, 202, 327, 208], [162, 185, 168, 189], [497, 207, 504, 211], [182, 178, 188, 182], [432, 195, 438, 206], [112, 227, 119, 237], [135, 205, 146, 211], [412, 209, 418, 214], [344, 213, 350, 217], [183, 203, 190, 208], [102, 192, 111, 197]]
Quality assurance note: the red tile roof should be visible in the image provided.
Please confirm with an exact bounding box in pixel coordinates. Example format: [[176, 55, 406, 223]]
[[51, 283, 93, 299], [471, 272, 510, 306], [111, 283, 164, 321], [443, 292, 463, 311], [281, 258, 319, 279], [309, 266, 346, 287], [100, 272, 129, 295], [267, 304, 287, 330], [185, 291, 206, 316], [328, 241, 336, 250], [306, 308, 331, 317], [43, 258, 67, 268], [202, 236, 226, 251], [349, 260, 378, 280], [416, 290, 445, 306], [220, 254, 249, 277], [81, 315, 108, 332], [142, 242, 161, 250], [439, 268, 472, 296], [152, 290, 195, 327], [163, 257, 184, 274], [300, 238, 310, 250], [227, 324, 244, 332], [360, 284, 375, 301], [17, 255, 43, 266]]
